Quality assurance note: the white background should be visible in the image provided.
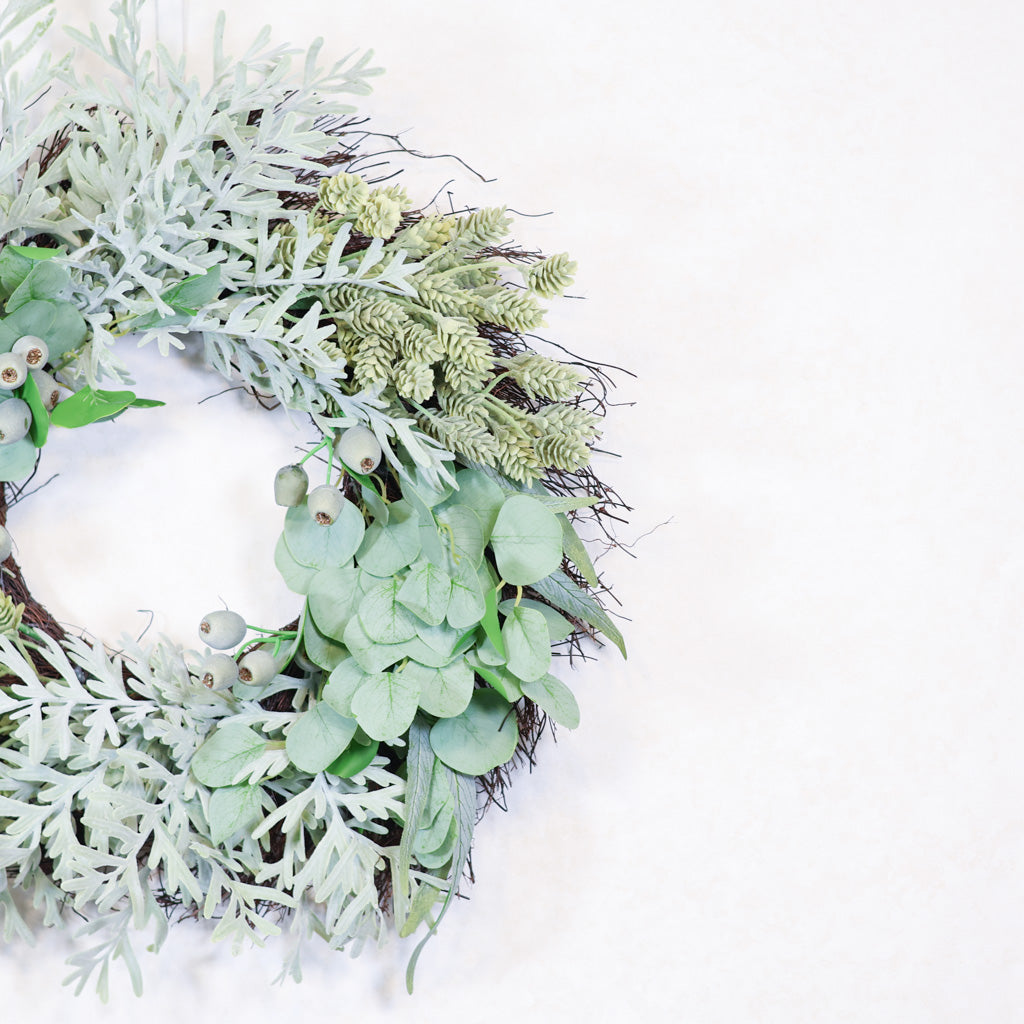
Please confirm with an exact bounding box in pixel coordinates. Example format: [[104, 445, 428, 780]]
[[4, 0, 1024, 1019]]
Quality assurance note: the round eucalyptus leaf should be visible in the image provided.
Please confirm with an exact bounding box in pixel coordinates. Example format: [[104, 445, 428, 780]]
[[359, 577, 419, 643], [490, 495, 563, 585], [356, 499, 421, 576], [501, 605, 552, 682], [0, 436, 37, 482], [307, 565, 363, 640], [521, 674, 581, 729], [284, 498, 364, 569], [404, 658, 474, 718], [274, 535, 317, 595], [429, 688, 519, 775], [285, 702, 358, 774], [435, 504, 484, 572], [441, 469, 504, 540], [350, 666, 421, 741]]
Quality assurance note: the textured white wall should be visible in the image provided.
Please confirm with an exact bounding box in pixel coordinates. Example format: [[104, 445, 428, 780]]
[[5, 0, 1024, 1020]]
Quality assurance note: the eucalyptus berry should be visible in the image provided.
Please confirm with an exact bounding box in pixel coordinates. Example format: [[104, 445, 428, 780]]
[[12, 336, 48, 369], [198, 653, 239, 690], [0, 525, 11, 563], [274, 463, 308, 507], [198, 609, 247, 650], [29, 370, 60, 411], [0, 353, 27, 390], [334, 424, 382, 474], [0, 399, 31, 444], [307, 484, 344, 526], [237, 648, 278, 687]]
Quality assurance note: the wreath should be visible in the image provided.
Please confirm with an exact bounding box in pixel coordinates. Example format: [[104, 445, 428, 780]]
[[0, 0, 628, 996]]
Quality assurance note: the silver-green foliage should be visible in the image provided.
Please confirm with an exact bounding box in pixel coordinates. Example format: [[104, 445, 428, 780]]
[[0, 628, 404, 994]]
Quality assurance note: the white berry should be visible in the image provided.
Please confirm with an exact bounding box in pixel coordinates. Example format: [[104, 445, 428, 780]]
[[274, 463, 308, 507], [237, 648, 279, 687], [0, 399, 31, 444], [0, 525, 11, 562], [307, 484, 345, 526], [0, 353, 27, 390], [12, 336, 48, 369], [334, 424, 382, 474], [198, 609, 247, 650], [29, 370, 60, 411], [198, 652, 239, 690]]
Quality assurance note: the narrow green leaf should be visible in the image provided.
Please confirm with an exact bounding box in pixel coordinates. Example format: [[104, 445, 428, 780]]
[[394, 719, 435, 932], [498, 597, 573, 642], [560, 515, 599, 588], [7, 245, 60, 261], [465, 652, 523, 701], [161, 265, 222, 309], [528, 494, 602, 513], [326, 739, 379, 778], [49, 388, 137, 428], [19, 372, 48, 447], [530, 569, 627, 658], [480, 584, 505, 657]]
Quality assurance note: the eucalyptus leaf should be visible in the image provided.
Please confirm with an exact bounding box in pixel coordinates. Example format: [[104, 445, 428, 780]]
[[527, 494, 602, 513], [490, 495, 563, 585], [480, 583, 505, 658], [397, 559, 452, 626], [521, 674, 581, 729], [0, 248, 32, 298], [6, 260, 69, 310], [274, 535, 317, 595], [322, 657, 367, 717], [350, 666, 421, 741], [441, 468, 504, 540], [302, 615, 347, 671], [343, 613, 407, 673], [360, 577, 419, 644], [1, 300, 56, 347], [285, 702, 358, 774], [429, 688, 519, 775], [530, 569, 627, 658], [306, 566, 362, 639], [191, 725, 268, 788], [414, 816, 457, 868], [404, 658, 474, 719], [208, 784, 263, 845], [434, 504, 484, 572], [283, 499, 364, 569], [0, 437, 37, 483], [445, 564, 485, 629], [46, 302, 89, 360], [356, 500, 421, 575]]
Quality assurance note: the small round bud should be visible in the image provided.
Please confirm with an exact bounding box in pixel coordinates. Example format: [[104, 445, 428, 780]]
[[198, 652, 239, 690], [198, 609, 247, 650], [29, 369, 60, 411], [307, 484, 345, 526], [0, 353, 27, 390], [0, 525, 12, 562], [0, 399, 31, 444], [12, 336, 48, 369], [274, 463, 308, 507], [334, 424, 382, 474], [237, 648, 279, 688]]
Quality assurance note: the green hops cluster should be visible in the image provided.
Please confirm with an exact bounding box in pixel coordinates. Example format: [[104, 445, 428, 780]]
[[524, 252, 577, 298], [273, 170, 598, 480]]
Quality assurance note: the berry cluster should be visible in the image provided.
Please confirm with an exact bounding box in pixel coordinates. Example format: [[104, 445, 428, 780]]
[[0, 335, 62, 445]]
